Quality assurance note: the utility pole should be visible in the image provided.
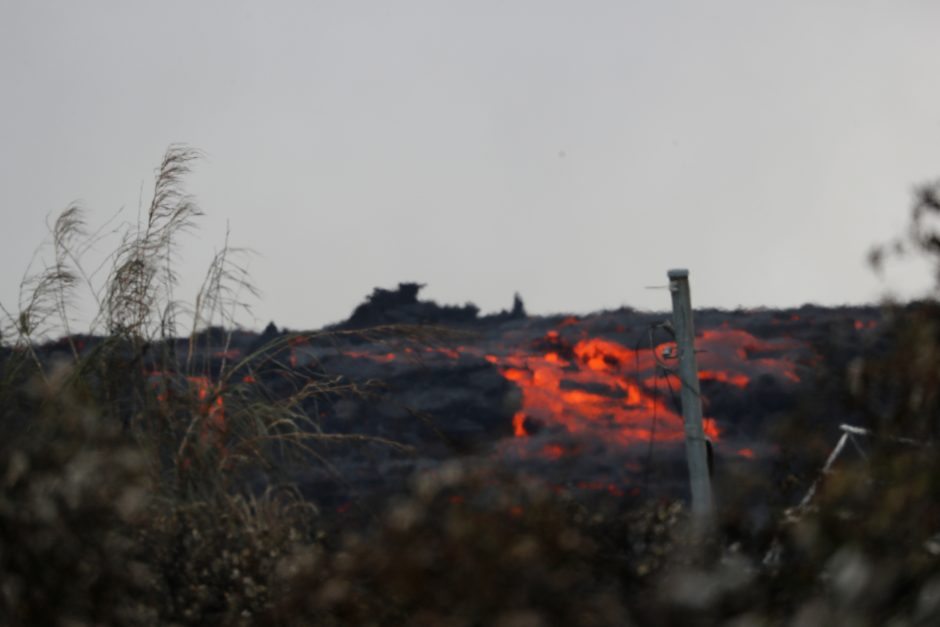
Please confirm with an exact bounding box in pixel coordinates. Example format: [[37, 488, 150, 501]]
[[667, 268, 714, 520]]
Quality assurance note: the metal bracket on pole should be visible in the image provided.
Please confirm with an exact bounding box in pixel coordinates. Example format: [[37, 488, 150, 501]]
[[667, 268, 714, 520]]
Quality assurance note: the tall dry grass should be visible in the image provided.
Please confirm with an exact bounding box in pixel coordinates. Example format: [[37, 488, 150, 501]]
[[0, 146, 412, 625]]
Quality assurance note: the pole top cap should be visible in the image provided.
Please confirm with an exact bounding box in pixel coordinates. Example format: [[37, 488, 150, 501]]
[[667, 268, 689, 279]]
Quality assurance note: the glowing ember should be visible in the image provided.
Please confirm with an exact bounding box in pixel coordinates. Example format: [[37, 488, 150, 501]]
[[148, 372, 227, 459], [575, 481, 625, 497], [699, 370, 750, 388], [427, 347, 461, 360], [287, 336, 310, 368], [346, 351, 397, 363], [541, 443, 567, 460]]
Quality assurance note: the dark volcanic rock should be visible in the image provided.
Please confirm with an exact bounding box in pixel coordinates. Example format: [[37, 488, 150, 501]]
[[336, 283, 528, 329], [18, 281, 902, 508], [337, 282, 480, 328], [313, 349, 518, 451], [386, 361, 518, 448]]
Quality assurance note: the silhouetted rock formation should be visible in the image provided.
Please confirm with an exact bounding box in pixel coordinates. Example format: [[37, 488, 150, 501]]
[[512, 292, 526, 318], [337, 282, 480, 329], [250, 321, 284, 353], [484, 292, 528, 322]]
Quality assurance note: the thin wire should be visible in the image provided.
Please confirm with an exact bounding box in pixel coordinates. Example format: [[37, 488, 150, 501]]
[[663, 369, 683, 418], [640, 325, 662, 493], [650, 324, 703, 399], [634, 333, 650, 490], [847, 434, 869, 461]]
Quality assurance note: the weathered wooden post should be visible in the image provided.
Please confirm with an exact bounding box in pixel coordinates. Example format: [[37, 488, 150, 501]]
[[667, 268, 714, 519]]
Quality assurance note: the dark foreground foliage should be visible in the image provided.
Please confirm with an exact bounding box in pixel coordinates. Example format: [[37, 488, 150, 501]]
[[2, 362, 938, 627]]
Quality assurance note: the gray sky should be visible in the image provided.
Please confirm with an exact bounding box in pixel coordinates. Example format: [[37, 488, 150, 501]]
[[3, 1, 940, 332]]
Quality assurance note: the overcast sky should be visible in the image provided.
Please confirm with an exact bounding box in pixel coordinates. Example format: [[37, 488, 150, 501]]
[[3, 1, 940, 331]]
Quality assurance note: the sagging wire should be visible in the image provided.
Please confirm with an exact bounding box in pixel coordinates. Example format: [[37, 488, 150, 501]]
[[635, 332, 656, 492], [650, 321, 685, 416], [640, 321, 680, 493], [652, 320, 711, 401]]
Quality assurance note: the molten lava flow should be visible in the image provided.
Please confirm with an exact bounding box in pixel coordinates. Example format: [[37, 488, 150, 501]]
[[287, 336, 311, 368], [148, 372, 228, 459], [699, 370, 750, 388], [486, 325, 806, 464], [428, 346, 462, 360], [696, 329, 802, 384], [345, 350, 397, 363], [188, 375, 226, 429], [542, 443, 567, 460], [488, 336, 711, 449], [291, 319, 805, 493]]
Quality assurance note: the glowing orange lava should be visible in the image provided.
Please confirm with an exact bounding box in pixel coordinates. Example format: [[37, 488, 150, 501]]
[[542, 443, 567, 460], [346, 351, 397, 363], [488, 336, 713, 448], [148, 372, 228, 461], [696, 329, 802, 383], [486, 326, 803, 456], [699, 370, 750, 388]]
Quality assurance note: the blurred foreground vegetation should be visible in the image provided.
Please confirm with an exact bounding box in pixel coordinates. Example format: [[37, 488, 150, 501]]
[[1, 149, 939, 625]]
